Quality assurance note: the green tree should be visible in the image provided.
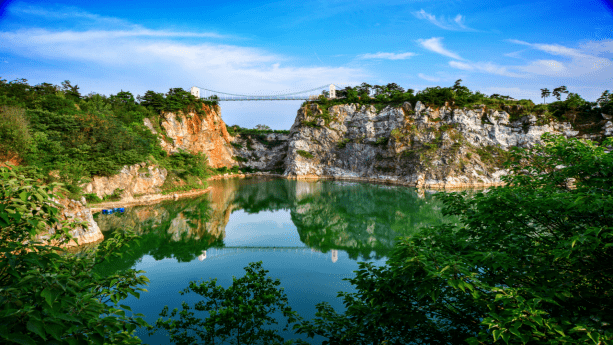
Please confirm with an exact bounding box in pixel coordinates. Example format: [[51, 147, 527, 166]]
[[138, 90, 166, 113], [552, 86, 569, 101], [296, 134, 613, 344], [153, 261, 303, 345], [597, 90, 612, 116], [0, 106, 31, 161], [540, 88, 551, 104], [61, 80, 81, 102], [0, 165, 150, 344]]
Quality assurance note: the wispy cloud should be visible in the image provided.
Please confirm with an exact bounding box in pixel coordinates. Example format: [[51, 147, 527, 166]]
[[417, 73, 441, 82], [413, 9, 475, 31], [508, 39, 612, 78], [417, 37, 463, 60], [358, 52, 416, 60], [448, 61, 527, 78], [0, 27, 366, 89]]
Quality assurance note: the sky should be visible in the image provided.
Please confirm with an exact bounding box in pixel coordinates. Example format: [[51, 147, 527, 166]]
[[0, 0, 612, 129]]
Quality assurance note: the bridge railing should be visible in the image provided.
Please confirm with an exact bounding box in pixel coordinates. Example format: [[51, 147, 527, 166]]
[[193, 85, 338, 102]]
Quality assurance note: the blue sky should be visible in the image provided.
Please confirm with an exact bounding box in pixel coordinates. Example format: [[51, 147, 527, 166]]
[[1, 0, 612, 129]]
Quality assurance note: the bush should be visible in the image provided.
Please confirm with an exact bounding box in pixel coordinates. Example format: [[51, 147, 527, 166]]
[[337, 138, 351, 149], [153, 262, 302, 345], [0, 106, 31, 161], [0, 165, 150, 344], [296, 150, 314, 159]]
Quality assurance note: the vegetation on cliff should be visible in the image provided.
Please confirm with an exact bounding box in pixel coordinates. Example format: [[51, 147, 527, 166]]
[[0, 78, 224, 200], [310, 80, 612, 131]]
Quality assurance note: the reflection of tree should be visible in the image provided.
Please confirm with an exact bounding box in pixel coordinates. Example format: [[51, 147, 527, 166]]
[[96, 178, 456, 275], [290, 183, 456, 260], [95, 196, 223, 275], [229, 178, 293, 213], [225, 179, 456, 261]]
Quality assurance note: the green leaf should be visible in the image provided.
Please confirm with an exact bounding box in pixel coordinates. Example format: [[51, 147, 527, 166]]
[[26, 319, 46, 340], [19, 191, 28, 202], [89, 333, 104, 345], [41, 288, 61, 307], [6, 333, 36, 345], [493, 329, 502, 341], [44, 323, 63, 341]]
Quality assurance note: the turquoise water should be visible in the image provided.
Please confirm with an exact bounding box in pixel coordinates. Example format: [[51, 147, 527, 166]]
[[95, 178, 453, 344]]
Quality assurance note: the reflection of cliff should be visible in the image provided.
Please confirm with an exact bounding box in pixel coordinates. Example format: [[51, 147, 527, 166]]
[[97, 177, 454, 273], [220, 178, 453, 260], [290, 183, 452, 260], [95, 196, 224, 274]]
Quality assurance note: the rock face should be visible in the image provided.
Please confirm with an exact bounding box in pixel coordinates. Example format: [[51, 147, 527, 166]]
[[81, 163, 167, 200], [281, 102, 590, 188], [144, 104, 235, 168], [231, 133, 289, 172], [38, 198, 103, 247]]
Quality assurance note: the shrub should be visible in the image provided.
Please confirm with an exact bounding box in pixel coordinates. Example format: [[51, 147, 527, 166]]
[[0, 166, 149, 344], [0, 106, 31, 160], [373, 137, 389, 146], [337, 138, 351, 149], [296, 150, 314, 159]]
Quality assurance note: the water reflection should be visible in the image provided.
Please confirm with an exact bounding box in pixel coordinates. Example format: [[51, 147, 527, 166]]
[[95, 178, 455, 271]]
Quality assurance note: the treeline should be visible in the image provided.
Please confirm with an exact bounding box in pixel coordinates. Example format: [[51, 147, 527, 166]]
[[319, 80, 613, 125], [0, 78, 219, 199]]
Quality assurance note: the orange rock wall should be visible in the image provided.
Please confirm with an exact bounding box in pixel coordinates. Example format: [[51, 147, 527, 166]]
[[146, 104, 235, 169]]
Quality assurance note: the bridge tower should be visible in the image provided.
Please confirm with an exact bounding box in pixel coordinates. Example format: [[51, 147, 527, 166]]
[[190, 86, 200, 98], [329, 84, 336, 99]]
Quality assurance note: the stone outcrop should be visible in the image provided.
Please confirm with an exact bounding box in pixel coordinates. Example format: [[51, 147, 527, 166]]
[[280, 102, 604, 188], [144, 104, 235, 168], [38, 197, 103, 247], [231, 133, 289, 171], [81, 163, 168, 200]]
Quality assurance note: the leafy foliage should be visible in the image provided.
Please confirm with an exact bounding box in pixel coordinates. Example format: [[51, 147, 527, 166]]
[[153, 261, 303, 345], [295, 134, 613, 344], [296, 150, 314, 159], [0, 106, 31, 161], [0, 165, 150, 344]]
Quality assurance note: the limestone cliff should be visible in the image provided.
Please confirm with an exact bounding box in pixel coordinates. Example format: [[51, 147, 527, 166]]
[[37, 197, 103, 247], [81, 162, 167, 200], [280, 102, 607, 188], [231, 133, 288, 172], [144, 104, 235, 168]]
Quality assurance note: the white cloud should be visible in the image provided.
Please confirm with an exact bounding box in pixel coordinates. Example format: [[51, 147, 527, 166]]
[[358, 52, 416, 60], [508, 39, 612, 78], [448, 60, 527, 78], [0, 28, 366, 94], [417, 73, 441, 82], [413, 9, 475, 31], [417, 37, 463, 60]]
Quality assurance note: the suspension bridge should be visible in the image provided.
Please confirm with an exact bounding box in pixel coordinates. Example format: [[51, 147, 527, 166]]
[[190, 84, 339, 101], [196, 246, 339, 263]]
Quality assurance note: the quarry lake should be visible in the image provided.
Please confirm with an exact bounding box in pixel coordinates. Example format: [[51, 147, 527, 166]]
[[94, 177, 455, 344]]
